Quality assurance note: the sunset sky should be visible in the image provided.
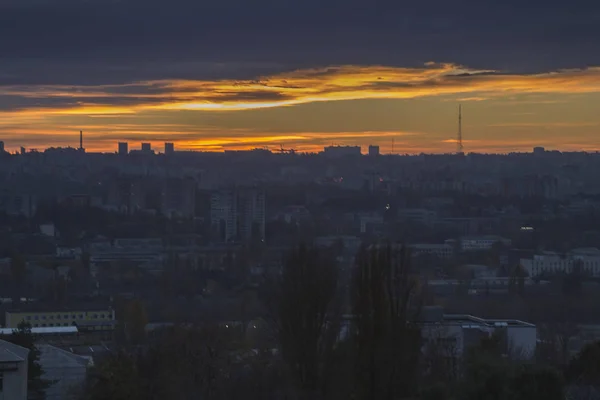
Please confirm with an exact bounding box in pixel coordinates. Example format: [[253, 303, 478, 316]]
[[1, 0, 600, 153]]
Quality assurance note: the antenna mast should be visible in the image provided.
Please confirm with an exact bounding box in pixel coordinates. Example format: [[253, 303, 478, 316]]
[[457, 105, 463, 154]]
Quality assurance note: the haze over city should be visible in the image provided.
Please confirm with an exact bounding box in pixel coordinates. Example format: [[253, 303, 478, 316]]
[[2, 0, 600, 153]]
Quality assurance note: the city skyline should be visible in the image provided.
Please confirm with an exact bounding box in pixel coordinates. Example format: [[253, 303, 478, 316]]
[[2, 0, 600, 153]]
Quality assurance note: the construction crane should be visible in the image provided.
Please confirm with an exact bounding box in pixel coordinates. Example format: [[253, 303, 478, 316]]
[[276, 144, 296, 154]]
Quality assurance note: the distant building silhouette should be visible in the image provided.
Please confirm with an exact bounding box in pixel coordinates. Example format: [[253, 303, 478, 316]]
[[141, 143, 152, 153], [368, 145, 380, 156], [323, 145, 361, 158], [118, 142, 128, 155], [165, 142, 174, 155]]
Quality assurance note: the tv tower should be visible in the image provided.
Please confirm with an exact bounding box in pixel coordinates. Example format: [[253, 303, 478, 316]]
[[457, 104, 463, 154]]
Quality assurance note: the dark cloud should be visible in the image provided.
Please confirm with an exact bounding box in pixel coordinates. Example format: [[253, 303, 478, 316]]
[[0, 0, 599, 88]]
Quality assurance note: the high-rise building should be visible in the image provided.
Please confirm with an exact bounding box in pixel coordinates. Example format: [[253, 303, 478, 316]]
[[210, 187, 265, 243], [141, 143, 152, 153], [368, 145, 380, 156], [0, 141, 5, 152], [165, 142, 174, 155], [118, 142, 128, 155]]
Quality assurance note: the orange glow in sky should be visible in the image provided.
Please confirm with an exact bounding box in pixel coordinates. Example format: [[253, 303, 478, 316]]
[[2, 63, 600, 153]]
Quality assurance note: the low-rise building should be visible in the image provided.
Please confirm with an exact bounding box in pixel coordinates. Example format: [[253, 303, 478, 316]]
[[5, 305, 115, 330], [0, 339, 29, 400], [409, 243, 454, 259], [419, 307, 536, 359], [458, 235, 511, 252], [520, 247, 600, 277]]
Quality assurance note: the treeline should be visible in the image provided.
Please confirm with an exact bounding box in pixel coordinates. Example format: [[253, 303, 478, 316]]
[[76, 243, 596, 400]]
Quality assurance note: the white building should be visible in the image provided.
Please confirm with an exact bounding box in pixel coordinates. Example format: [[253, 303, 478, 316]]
[[0, 339, 29, 400], [458, 235, 511, 252], [520, 248, 600, 277]]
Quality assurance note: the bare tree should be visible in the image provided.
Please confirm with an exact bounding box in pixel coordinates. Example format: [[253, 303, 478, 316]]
[[264, 243, 340, 399], [351, 243, 423, 400]]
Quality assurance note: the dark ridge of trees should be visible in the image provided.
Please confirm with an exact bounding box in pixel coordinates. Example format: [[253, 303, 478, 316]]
[[351, 243, 423, 400]]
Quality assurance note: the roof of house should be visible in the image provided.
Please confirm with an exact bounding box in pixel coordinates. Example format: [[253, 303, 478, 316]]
[[0, 339, 29, 362]]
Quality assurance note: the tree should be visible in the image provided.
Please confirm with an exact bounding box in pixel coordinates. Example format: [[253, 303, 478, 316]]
[[10, 252, 27, 286], [351, 243, 422, 400], [83, 351, 142, 400], [565, 340, 600, 386], [2, 322, 52, 399], [264, 243, 340, 399], [511, 365, 564, 400], [115, 298, 148, 347]]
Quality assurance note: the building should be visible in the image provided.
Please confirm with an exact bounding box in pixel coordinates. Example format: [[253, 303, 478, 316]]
[[141, 142, 152, 153], [5, 306, 115, 330], [419, 309, 537, 360], [210, 187, 265, 243], [118, 142, 128, 155], [533, 146, 545, 155], [38, 344, 91, 400], [368, 145, 380, 156], [398, 208, 437, 227], [409, 243, 454, 259], [0, 141, 4, 153], [323, 145, 361, 158], [458, 235, 511, 252], [165, 142, 174, 155], [520, 248, 600, 277], [0, 339, 29, 400]]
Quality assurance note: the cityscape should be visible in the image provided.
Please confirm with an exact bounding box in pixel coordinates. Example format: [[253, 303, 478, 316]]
[[3, 0, 600, 399]]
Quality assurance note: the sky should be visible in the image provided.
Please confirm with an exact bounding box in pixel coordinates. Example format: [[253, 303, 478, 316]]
[[1, 0, 600, 153]]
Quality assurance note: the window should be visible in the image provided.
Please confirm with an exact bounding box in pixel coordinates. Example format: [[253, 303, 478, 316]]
[[42, 324, 46, 327], [64, 315, 69, 319], [26, 316, 31, 320], [56, 315, 61, 320], [49, 323, 54, 327], [49, 315, 54, 320], [79, 314, 83, 319], [42, 316, 46, 320], [34, 316, 39, 320], [93, 314, 98, 319]]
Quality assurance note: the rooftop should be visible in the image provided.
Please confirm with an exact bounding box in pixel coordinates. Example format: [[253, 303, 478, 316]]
[[0, 339, 29, 363]]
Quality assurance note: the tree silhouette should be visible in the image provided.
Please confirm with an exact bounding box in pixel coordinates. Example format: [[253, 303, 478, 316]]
[[264, 243, 340, 399], [10, 252, 27, 287], [565, 340, 600, 386], [351, 243, 422, 400]]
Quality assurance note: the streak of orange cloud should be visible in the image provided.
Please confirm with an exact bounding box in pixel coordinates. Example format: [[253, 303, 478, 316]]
[[3, 63, 600, 116]]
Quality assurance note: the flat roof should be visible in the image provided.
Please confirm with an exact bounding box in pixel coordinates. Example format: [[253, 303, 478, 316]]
[[0, 327, 78, 335]]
